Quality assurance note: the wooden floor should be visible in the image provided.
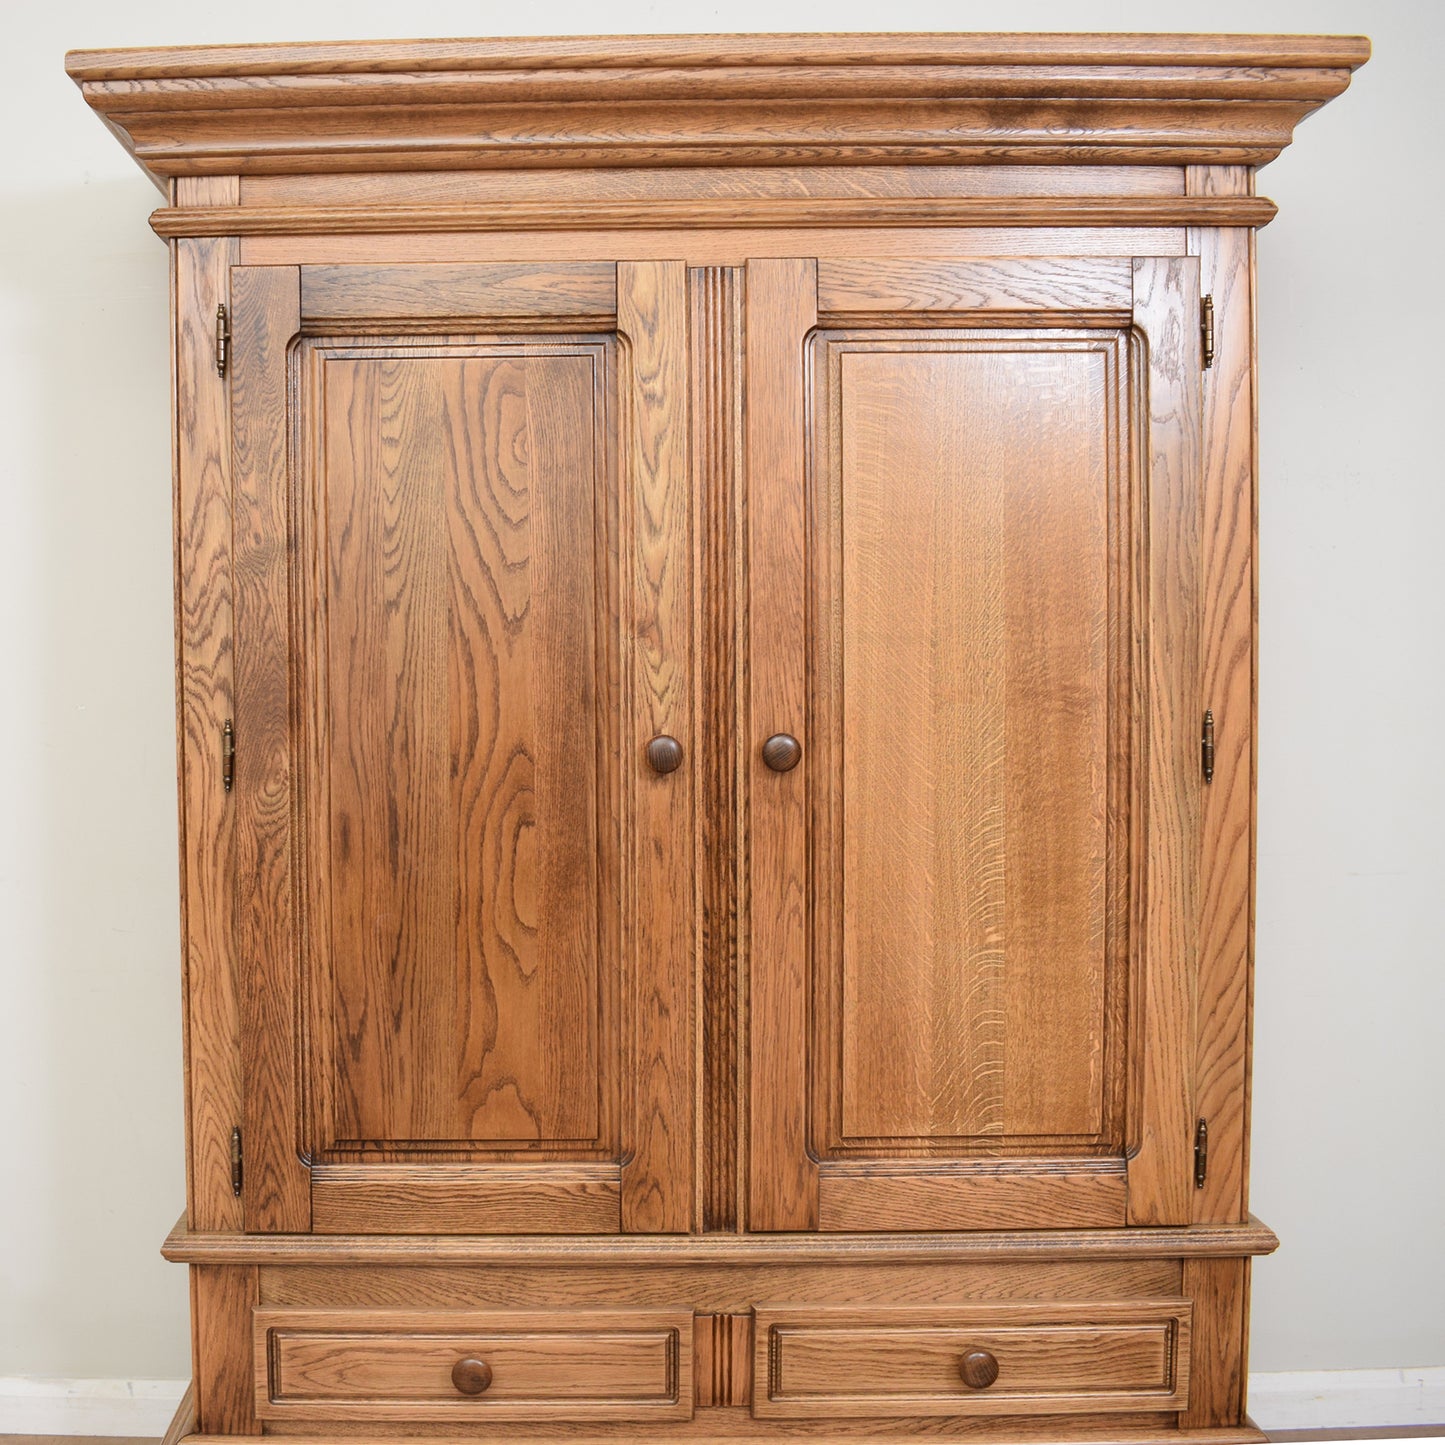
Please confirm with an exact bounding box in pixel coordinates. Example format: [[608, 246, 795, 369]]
[[1269, 1432, 1445, 1442], [8, 1429, 1445, 1443], [15, 1429, 1445, 1443], [5, 1433, 1445, 1443]]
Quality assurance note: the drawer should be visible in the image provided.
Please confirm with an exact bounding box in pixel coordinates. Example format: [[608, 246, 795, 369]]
[[253, 1308, 692, 1422], [752, 1301, 1191, 1419]]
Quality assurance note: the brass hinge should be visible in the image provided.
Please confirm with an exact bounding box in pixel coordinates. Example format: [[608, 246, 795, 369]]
[[215, 303, 231, 377], [1201, 294, 1215, 370], [229, 1126, 243, 1197], [1194, 1117, 1209, 1188], [1201, 709, 1215, 784], [221, 718, 235, 792]]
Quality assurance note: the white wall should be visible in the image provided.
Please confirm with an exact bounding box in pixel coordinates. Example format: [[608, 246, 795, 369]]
[[1, 0, 1440, 1386]]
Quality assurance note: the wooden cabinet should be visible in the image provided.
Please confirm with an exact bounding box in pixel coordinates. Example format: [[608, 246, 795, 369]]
[[69, 31, 1366, 1445]]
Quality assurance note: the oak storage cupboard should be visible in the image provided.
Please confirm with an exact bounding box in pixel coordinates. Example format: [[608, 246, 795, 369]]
[[68, 32, 1366, 1445]]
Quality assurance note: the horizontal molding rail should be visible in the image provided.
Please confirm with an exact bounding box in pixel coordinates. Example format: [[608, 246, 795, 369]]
[[150, 195, 1278, 238], [162, 1212, 1281, 1265]]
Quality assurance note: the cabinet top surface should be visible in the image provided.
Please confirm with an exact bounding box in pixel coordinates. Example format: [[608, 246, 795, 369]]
[[65, 31, 1370, 73], [67, 31, 1367, 188]]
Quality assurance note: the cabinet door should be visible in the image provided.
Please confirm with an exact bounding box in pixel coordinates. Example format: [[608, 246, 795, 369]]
[[228, 261, 695, 1234], [746, 256, 1202, 1231]]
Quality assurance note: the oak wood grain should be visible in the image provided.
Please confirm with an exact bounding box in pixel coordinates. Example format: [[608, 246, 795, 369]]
[[310, 1165, 621, 1235], [67, 31, 1372, 78], [743, 257, 818, 1232], [150, 197, 1277, 240], [817, 256, 1134, 317], [230, 264, 311, 1232], [316, 343, 610, 1154], [752, 1302, 1190, 1420], [238, 227, 1190, 270], [299, 263, 617, 322], [1187, 165, 1256, 1226], [1180, 1257, 1248, 1429], [193, 1266, 260, 1435], [1127, 257, 1203, 1226], [178, 1416, 1261, 1444], [173, 1419, 1250, 1443], [617, 260, 697, 1233], [691, 266, 745, 1232], [257, 1259, 1182, 1312], [253, 1308, 691, 1422], [69, 33, 1367, 191], [822, 332, 1117, 1153], [72, 28, 1361, 1443], [171, 176, 241, 1233], [746, 256, 1207, 1235], [816, 1163, 1127, 1233], [694, 1314, 753, 1407], [768, 290, 1138, 1231], [166, 1215, 1279, 1265], [243, 164, 1188, 209]]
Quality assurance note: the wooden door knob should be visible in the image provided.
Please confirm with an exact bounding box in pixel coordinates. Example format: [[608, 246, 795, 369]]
[[645, 735, 684, 774], [958, 1348, 999, 1390], [451, 1357, 493, 1395], [761, 733, 802, 772]]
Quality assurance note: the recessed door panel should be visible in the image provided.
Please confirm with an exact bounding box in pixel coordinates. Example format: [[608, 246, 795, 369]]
[[824, 334, 1121, 1153], [318, 345, 611, 1153]]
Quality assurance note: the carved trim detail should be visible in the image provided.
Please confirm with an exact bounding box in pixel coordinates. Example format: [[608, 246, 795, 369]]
[[691, 266, 745, 1233], [694, 1313, 753, 1407]]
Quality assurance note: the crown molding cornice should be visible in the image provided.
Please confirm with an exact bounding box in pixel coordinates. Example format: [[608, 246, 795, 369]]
[[67, 32, 1369, 193]]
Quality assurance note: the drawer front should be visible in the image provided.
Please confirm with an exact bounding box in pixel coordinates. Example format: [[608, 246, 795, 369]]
[[752, 1301, 1190, 1419], [254, 1308, 692, 1422]]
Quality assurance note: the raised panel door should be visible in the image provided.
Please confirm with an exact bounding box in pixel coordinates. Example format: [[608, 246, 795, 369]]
[[746, 256, 1202, 1231], [229, 261, 697, 1234]]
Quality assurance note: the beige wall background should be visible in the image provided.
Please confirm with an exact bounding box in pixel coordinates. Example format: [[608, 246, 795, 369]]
[[2, 0, 1440, 1384]]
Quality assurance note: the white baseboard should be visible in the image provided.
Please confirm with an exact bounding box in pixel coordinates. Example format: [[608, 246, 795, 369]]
[[1, 1367, 1442, 1437], [0, 1376, 189, 1437], [1249, 1366, 1445, 1431]]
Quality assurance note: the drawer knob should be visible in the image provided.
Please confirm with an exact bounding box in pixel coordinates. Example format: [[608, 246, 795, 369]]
[[451, 1357, 494, 1396], [958, 1348, 999, 1390], [761, 733, 802, 772], [645, 735, 684, 774]]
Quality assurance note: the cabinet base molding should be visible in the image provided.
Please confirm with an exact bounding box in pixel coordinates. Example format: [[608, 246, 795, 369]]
[[175, 1221, 1273, 1441], [163, 1217, 1280, 1267]]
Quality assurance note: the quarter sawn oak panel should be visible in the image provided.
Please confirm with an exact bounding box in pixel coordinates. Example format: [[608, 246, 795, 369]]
[[823, 333, 1118, 1151]]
